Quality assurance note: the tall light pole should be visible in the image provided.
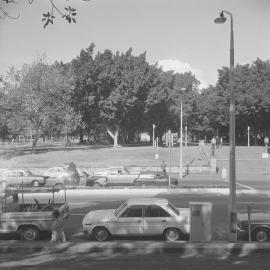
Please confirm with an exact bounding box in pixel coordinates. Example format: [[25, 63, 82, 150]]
[[152, 124, 156, 147], [179, 87, 186, 181], [248, 126, 250, 147], [185, 126, 187, 147], [215, 10, 236, 241]]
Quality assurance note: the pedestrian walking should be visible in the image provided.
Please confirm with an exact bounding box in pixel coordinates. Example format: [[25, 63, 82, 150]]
[[50, 209, 66, 243], [264, 136, 269, 152], [220, 137, 223, 148], [161, 161, 166, 173]]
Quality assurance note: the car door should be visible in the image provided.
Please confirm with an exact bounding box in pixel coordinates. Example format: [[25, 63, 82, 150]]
[[115, 205, 143, 235], [143, 205, 172, 235], [154, 173, 169, 186], [108, 169, 133, 186]]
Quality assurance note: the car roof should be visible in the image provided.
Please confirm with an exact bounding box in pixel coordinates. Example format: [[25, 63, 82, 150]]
[[126, 198, 168, 206]]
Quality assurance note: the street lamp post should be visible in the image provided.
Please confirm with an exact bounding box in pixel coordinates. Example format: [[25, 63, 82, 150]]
[[179, 87, 186, 181], [215, 10, 236, 242], [185, 126, 187, 147], [248, 126, 250, 147], [152, 124, 156, 147]]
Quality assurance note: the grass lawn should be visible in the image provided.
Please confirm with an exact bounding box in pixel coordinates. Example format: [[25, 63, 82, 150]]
[[0, 140, 267, 175]]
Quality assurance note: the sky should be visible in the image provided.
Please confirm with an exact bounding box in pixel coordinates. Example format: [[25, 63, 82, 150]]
[[0, 0, 269, 89]]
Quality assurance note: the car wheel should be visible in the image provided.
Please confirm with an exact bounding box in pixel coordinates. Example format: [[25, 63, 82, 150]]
[[55, 183, 64, 189], [93, 182, 101, 188], [20, 226, 40, 241], [31, 180, 40, 187], [93, 227, 110, 241], [164, 228, 180, 242], [253, 228, 270, 242]]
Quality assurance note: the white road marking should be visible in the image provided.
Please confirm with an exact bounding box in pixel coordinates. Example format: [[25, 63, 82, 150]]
[[236, 182, 257, 191]]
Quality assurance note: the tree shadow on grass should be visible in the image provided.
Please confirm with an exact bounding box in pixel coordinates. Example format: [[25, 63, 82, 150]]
[[0, 144, 113, 160]]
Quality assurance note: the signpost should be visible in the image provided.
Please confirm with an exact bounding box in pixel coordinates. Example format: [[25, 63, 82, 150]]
[[168, 130, 172, 187]]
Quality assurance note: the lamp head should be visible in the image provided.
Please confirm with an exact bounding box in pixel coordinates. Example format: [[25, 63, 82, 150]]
[[214, 11, 226, 24]]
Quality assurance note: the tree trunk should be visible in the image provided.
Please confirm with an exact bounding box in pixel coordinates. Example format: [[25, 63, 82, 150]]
[[31, 135, 39, 154], [79, 130, 84, 144], [107, 124, 120, 147]]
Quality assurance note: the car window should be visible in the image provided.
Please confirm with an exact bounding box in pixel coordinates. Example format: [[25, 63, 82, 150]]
[[167, 202, 179, 215], [120, 205, 143, 218], [123, 167, 130, 174], [24, 171, 32, 176], [114, 202, 127, 216], [8, 171, 17, 177], [145, 205, 171, 217], [109, 169, 118, 175]]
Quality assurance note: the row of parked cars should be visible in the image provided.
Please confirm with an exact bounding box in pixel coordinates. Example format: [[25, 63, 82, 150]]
[[0, 164, 178, 189]]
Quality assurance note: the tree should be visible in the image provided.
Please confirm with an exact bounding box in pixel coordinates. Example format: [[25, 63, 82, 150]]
[[0, 0, 91, 28], [96, 49, 154, 146]]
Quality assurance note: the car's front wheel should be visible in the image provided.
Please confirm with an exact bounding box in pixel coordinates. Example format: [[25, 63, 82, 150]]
[[20, 226, 40, 241], [253, 228, 270, 242], [93, 182, 101, 188], [93, 227, 110, 241], [31, 180, 40, 187], [164, 228, 180, 242]]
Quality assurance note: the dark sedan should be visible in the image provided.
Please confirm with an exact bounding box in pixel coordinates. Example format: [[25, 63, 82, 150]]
[[134, 171, 178, 187]]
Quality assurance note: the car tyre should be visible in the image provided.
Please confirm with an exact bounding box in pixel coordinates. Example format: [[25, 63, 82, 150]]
[[93, 182, 101, 188], [93, 227, 110, 241], [164, 228, 180, 242], [31, 180, 40, 187], [20, 226, 40, 241], [253, 228, 270, 242]]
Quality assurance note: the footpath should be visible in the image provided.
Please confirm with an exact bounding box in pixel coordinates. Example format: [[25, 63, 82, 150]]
[[1, 239, 270, 256]]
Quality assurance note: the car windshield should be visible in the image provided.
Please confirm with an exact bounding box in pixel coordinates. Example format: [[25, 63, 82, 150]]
[[167, 202, 179, 215], [123, 167, 130, 174], [24, 171, 33, 176], [114, 202, 127, 216]]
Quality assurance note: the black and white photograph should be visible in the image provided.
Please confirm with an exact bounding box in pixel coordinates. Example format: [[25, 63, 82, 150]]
[[0, 0, 270, 269]]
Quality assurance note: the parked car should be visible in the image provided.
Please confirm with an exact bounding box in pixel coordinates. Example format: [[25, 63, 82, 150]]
[[44, 166, 104, 188], [43, 163, 84, 188], [85, 176, 108, 187], [238, 211, 270, 242], [134, 171, 178, 186], [93, 166, 139, 186], [82, 197, 190, 242], [0, 169, 47, 188]]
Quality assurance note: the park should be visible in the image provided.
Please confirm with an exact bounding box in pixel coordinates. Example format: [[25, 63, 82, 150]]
[[0, 0, 270, 269]]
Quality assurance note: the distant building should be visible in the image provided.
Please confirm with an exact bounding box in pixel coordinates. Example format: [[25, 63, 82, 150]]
[[140, 133, 151, 142]]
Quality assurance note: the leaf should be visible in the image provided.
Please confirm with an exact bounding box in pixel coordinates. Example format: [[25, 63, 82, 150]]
[[72, 13, 77, 16], [72, 18, 76, 23], [42, 18, 46, 21], [64, 7, 69, 11]]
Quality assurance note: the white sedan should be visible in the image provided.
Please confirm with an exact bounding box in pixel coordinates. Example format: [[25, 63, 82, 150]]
[[82, 198, 190, 242]]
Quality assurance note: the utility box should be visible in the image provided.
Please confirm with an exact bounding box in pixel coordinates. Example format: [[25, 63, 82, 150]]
[[210, 157, 216, 174], [189, 202, 212, 242]]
